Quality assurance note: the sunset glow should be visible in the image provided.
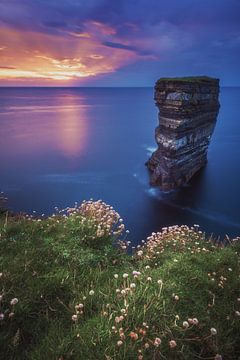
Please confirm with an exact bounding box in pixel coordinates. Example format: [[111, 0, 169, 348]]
[[0, 24, 141, 85], [0, 0, 239, 86]]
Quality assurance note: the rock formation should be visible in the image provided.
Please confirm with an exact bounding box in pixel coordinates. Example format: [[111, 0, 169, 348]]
[[147, 76, 220, 191]]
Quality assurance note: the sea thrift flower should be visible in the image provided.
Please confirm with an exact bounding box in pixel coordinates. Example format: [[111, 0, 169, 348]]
[[123, 273, 128, 279], [9, 312, 14, 318], [157, 279, 163, 285], [183, 321, 189, 329], [10, 298, 18, 305], [192, 318, 199, 325], [117, 340, 123, 347], [121, 290, 126, 296], [138, 356, 143, 360], [137, 250, 143, 257], [214, 355, 222, 360], [144, 343, 150, 349], [130, 283, 136, 289], [154, 337, 161, 347], [114, 274, 119, 279], [210, 328, 217, 335], [0, 313, 4, 321], [174, 295, 179, 301], [147, 277, 152, 282], [169, 340, 177, 348], [72, 314, 78, 321], [129, 332, 138, 341], [75, 303, 84, 310], [89, 290, 94, 296], [235, 311, 240, 316], [139, 328, 146, 336], [188, 318, 194, 325]]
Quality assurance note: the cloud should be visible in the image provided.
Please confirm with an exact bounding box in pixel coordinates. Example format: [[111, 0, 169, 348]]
[[0, 0, 239, 85], [0, 66, 16, 69]]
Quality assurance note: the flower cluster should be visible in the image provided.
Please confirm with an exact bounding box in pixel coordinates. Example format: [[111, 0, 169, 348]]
[[137, 225, 216, 260]]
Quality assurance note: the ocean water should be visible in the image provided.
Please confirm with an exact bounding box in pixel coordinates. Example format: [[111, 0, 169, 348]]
[[0, 87, 240, 244]]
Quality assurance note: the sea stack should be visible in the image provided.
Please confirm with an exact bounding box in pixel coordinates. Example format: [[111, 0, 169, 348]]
[[147, 76, 220, 191]]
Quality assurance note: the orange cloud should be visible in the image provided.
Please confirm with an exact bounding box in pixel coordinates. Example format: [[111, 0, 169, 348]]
[[0, 24, 139, 85]]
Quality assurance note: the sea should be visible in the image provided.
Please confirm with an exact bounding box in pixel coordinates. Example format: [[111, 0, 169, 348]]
[[0, 86, 240, 245]]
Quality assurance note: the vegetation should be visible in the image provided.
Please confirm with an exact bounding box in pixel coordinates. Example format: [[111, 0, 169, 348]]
[[158, 76, 218, 83], [0, 200, 240, 359]]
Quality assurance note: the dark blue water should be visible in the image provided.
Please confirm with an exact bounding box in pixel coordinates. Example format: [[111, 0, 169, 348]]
[[0, 87, 240, 243]]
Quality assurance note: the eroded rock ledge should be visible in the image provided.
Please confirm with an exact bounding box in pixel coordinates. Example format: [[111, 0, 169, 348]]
[[147, 76, 220, 191]]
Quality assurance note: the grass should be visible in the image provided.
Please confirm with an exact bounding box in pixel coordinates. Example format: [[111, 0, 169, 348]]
[[0, 201, 240, 359], [157, 76, 218, 83]]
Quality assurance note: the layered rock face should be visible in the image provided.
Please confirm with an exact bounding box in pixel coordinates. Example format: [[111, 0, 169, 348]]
[[147, 76, 220, 191]]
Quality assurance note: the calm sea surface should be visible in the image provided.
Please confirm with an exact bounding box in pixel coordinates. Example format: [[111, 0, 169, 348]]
[[0, 87, 240, 244]]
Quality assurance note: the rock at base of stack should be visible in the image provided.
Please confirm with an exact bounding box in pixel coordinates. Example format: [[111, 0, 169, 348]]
[[147, 76, 220, 191]]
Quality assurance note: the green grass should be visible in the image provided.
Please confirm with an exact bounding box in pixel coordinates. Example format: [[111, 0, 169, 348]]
[[0, 204, 239, 360], [157, 76, 218, 83]]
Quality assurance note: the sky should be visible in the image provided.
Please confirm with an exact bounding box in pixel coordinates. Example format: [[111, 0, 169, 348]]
[[0, 0, 239, 86]]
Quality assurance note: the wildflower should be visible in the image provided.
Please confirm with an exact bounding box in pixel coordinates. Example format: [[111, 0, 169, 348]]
[[237, 298, 240, 302], [137, 250, 143, 257], [121, 290, 126, 296], [157, 279, 163, 285], [169, 340, 177, 348], [215, 355, 222, 360], [117, 340, 123, 347], [121, 309, 126, 314], [123, 273, 128, 279], [116, 315, 124, 323], [114, 274, 119, 279], [210, 328, 217, 335], [235, 311, 240, 316], [139, 328, 146, 336], [129, 332, 138, 341], [188, 318, 194, 324], [72, 314, 78, 321], [144, 343, 150, 349], [10, 298, 18, 306], [145, 265, 150, 270], [116, 289, 120, 294], [130, 283, 136, 289], [228, 268, 232, 272], [9, 312, 14, 318], [192, 318, 199, 325], [147, 277, 152, 282], [0, 295, 3, 301], [183, 321, 189, 329], [0, 313, 4, 321], [174, 295, 179, 301], [89, 290, 94, 296], [154, 337, 161, 347], [75, 303, 84, 310]]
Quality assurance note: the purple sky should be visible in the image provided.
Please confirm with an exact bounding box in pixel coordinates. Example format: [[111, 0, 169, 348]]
[[0, 0, 239, 86]]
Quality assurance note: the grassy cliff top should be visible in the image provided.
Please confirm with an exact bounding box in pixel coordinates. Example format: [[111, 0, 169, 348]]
[[157, 76, 219, 83], [0, 202, 239, 359]]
